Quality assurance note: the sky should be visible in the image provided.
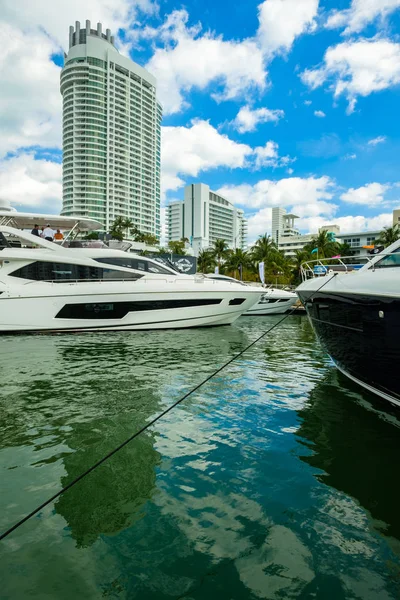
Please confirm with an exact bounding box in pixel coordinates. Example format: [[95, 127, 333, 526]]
[[0, 0, 400, 243]]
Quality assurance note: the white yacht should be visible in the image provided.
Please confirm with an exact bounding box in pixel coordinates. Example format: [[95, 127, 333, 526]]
[[296, 242, 400, 407], [0, 227, 262, 333], [205, 275, 297, 315], [246, 287, 298, 315]]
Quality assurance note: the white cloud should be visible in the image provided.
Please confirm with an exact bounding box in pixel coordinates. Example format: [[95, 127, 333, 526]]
[[314, 110, 326, 118], [0, 1, 157, 156], [145, 1, 321, 114], [0, 153, 62, 210], [298, 213, 393, 234], [301, 39, 400, 113], [304, 100, 312, 105], [257, 0, 319, 57], [161, 119, 253, 197], [216, 175, 335, 210], [368, 136, 387, 146], [253, 141, 293, 169], [340, 182, 391, 206], [344, 153, 357, 160], [145, 10, 267, 115], [326, 0, 400, 35], [233, 105, 284, 133], [247, 208, 273, 241], [0, 22, 61, 156], [1, 0, 156, 50]]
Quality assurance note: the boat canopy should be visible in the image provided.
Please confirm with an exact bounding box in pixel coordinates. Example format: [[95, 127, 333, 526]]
[[0, 210, 101, 232]]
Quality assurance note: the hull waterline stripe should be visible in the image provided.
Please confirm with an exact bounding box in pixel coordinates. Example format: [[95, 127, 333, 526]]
[[0, 274, 337, 542], [334, 362, 400, 408]]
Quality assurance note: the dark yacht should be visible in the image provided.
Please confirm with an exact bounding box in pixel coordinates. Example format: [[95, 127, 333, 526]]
[[296, 240, 400, 407]]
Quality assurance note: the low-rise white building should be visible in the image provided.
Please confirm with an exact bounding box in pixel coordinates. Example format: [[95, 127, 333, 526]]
[[166, 183, 247, 256], [271, 207, 387, 257]]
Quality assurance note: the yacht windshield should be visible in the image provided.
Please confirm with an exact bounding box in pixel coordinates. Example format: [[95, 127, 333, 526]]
[[374, 247, 400, 269]]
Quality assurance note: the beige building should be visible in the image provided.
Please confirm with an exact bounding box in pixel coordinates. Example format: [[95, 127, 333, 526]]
[[393, 209, 400, 227]]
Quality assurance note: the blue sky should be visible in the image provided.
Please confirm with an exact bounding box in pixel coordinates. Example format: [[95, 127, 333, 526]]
[[0, 0, 400, 241]]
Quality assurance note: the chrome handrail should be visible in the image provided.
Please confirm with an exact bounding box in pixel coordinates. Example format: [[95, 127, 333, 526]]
[[300, 253, 374, 281]]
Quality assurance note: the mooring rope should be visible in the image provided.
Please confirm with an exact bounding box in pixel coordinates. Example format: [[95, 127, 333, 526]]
[[0, 274, 336, 542]]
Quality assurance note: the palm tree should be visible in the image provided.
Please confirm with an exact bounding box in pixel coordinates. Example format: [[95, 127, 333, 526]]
[[110, 216, 125, 241], [265, 250, 293, 285], [375, 224, 400, 248], [197, 250, 216, 273], [292, 249, 312, 283], [251, 234, 277, 263], [167, 239, 187, 255], [212, 239, 229, 268], [305, 230, 337, 259], [335, 242, 353, 257], [224, 249, 250, 279], [122, 218, 134, 239]]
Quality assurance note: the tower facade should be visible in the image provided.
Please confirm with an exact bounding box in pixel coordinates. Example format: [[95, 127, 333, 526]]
[[166, 183, 247, 257], [60, 21, 162, 238]]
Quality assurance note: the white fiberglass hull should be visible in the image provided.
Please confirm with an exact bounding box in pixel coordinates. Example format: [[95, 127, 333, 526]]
[[0, 281, 262, 333], [245, 290, 297, 315]]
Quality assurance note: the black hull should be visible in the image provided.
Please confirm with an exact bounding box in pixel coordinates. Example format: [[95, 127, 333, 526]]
[[297, 290, 400, 406]]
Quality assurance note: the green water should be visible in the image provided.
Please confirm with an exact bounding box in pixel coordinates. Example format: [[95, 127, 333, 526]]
[[1, 316, 400, 599]]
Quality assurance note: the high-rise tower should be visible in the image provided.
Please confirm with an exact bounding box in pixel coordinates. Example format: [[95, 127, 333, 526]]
[[60, 20, 162, 238]]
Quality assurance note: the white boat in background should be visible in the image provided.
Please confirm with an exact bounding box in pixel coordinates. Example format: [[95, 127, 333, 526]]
[[205, 274, 298, 315], [246, 287, 298, 315], [296, 244, 400, 407], [0, 227, 262, 333]]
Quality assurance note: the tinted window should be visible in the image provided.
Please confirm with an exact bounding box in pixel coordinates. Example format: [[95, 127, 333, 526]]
[[95, 256, 172, 274], [374, 248, 400, 269], [56, 298, 223, 319], [10, 261, 143, 282]]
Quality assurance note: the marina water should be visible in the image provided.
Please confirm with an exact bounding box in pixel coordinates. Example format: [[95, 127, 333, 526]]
[[1, 316, 400, 599]]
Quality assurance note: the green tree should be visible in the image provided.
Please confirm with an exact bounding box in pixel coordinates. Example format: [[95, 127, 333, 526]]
[[375, 224, 400, 248], [83, 232, 99, 241], [212, 239, 229, 268], [167, 239, 187, 255], [250, 234, 277, 263], [335, 242, 353, 257], [304, 230, 337, 259], [224, 249, 250, 280], [292, 249, 313, 284], [141, 233, 159, 246], [109, 216, 126, 241], [250, 234, 293, 283], [197, 250, 216, 273]]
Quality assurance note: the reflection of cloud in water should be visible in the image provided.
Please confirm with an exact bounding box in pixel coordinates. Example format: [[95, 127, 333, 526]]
[[152, 360, 400, 599]]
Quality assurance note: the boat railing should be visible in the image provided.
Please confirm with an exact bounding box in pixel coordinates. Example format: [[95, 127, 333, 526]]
[[300, 254, 374, 281]]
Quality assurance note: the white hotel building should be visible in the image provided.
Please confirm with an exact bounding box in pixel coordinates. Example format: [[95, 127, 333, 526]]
[[60, 21, 162, 238], [166, 184, 247, 256]]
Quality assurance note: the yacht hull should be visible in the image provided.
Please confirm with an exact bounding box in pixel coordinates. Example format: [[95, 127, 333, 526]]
[[297, 288, 400, 407], [0, 283, 261, 333], [246, 297, 297, 315]]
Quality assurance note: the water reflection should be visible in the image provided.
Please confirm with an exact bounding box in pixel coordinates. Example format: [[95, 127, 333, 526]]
[[0, 326, 250, 534], [56, 426, 159, 548], [297, 370, 400, 540], [2, 318, 400, 599]]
